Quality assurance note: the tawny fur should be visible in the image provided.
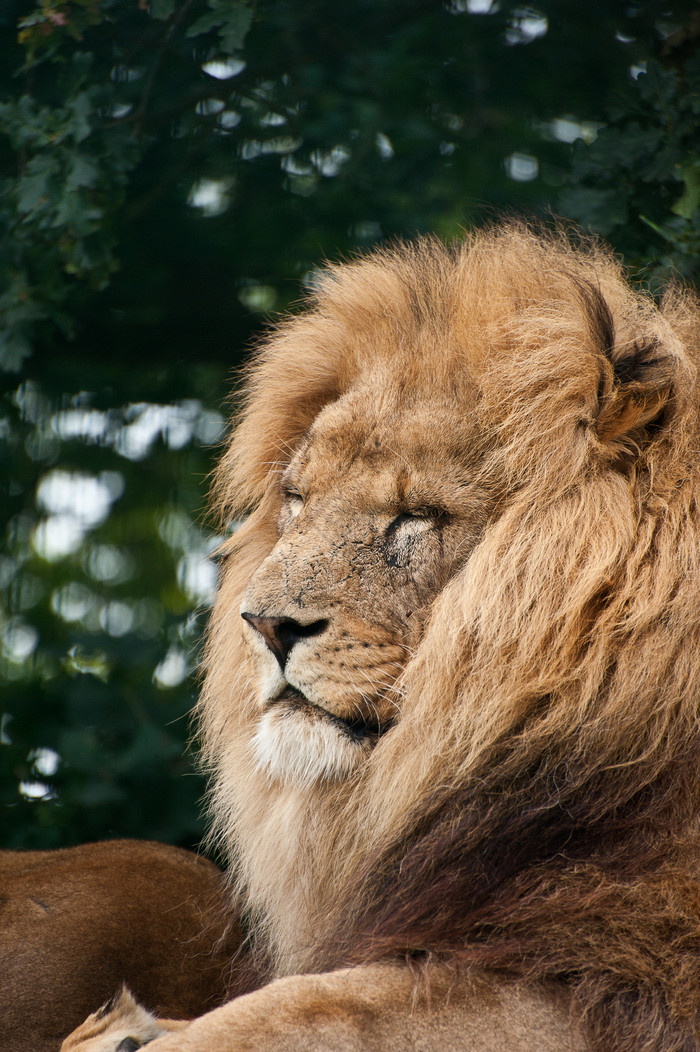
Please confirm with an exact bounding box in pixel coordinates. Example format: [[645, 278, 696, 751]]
[[63, 967, 585, 1052], [200, 223, 700, 1052], [60, 986, 188, 1051], [62, 222, 700, 1052]]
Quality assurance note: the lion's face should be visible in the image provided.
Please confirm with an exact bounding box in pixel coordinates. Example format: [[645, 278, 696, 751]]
[[241, 384, 492, 785]]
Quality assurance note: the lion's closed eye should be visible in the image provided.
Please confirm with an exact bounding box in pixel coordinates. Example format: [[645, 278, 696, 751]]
[[385, 507, 446, 538]]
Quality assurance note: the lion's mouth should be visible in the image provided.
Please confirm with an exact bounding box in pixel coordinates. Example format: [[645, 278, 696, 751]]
[[271, 686, 388, 743]]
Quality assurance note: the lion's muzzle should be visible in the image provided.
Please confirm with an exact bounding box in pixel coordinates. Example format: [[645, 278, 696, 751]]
[[241, 611, 328, 670]]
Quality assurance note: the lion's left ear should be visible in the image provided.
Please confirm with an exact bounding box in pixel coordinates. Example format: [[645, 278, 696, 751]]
[[596, 338, 676, 448], [585, 284, 677, 449]]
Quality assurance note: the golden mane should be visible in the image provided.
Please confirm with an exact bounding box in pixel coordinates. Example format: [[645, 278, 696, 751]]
[[199, 222, 700, 1052]]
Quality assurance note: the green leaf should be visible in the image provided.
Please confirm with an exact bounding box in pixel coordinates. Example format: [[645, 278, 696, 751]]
[[64, 645, 110, 681], [66, 154, 98, 191], [186, 0, 253, 53], [672, 161, 700, 221], [0, 329, 33, 372], [17, 171, 51, 215], [67, 92, 94, 144], [151, 0, 177, 19]]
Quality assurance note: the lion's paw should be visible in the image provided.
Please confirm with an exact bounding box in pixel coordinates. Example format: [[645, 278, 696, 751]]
[[60, 986, 181, 1052]]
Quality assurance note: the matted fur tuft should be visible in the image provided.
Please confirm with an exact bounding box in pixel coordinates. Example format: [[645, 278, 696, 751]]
[[199, 221, 700, 1052]]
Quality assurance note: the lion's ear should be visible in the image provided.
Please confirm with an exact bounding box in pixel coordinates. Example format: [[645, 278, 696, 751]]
[[595, 338, 676, 448], [583, 284, 677, 450]]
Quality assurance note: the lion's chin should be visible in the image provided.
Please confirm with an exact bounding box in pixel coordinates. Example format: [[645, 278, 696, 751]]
[[251, 698, 376, 787]]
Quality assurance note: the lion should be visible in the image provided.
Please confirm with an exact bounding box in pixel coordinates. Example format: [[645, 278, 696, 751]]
[[0, 839, 253, 1052], [62, 222, 700, 1052]]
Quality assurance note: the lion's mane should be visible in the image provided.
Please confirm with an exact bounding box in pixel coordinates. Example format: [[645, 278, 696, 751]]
[[200, 223, 700, 1052]]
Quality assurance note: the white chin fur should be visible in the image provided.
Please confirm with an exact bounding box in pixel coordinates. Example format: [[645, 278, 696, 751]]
[[252, 706, 371, 787]]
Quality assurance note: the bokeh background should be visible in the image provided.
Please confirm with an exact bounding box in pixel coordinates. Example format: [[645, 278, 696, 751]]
[[2, 0, 699, 850]]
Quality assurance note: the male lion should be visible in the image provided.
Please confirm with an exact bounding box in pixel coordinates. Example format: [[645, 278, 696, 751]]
[[64, 224, 700, 1052]]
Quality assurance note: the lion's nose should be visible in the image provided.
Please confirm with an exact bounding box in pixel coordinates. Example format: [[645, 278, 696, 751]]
[[241, 612, 328, 670]]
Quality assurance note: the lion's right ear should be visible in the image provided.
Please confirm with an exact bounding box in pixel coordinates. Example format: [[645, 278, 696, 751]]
[[583, 283, 679, 452]]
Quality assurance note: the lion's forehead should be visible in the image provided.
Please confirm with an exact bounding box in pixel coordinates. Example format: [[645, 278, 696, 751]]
[[290, 387, 479, 502]]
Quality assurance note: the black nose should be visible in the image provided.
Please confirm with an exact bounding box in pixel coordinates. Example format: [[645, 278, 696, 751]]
[[241, 612, 328, 669]]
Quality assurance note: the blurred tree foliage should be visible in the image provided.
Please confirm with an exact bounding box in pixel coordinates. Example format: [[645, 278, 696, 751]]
[[1, 0, 698, 850], [561, 10, 700, 285]]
